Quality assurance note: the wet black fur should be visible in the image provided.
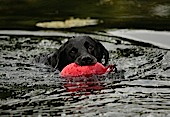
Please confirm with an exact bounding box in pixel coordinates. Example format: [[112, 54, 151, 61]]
[[35, 36, 109, 71]]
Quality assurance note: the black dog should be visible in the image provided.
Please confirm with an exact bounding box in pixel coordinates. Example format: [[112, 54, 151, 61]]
[[35, 36, 109, 71]]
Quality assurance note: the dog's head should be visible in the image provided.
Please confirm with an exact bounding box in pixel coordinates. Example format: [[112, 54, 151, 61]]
[[50, 36, 109, 71]]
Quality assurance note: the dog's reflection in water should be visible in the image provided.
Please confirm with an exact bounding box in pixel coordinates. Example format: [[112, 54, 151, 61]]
[[62, 69, 124, 95], [62, 76, 105, 94]]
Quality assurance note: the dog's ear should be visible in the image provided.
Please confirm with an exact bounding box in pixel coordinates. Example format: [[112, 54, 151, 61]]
[[93, 40, 109, 65], [47, 50, 59, 68], [98, 41, 109, 65], [51, 41, 69, 71]]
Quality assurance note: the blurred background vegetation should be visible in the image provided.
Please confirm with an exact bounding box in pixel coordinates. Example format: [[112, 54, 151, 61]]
[[0, 0, 170, 32]]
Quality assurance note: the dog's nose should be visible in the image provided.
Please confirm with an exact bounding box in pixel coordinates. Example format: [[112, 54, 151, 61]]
[[75, 55, 97, 66], [81, 56, 94, 65]]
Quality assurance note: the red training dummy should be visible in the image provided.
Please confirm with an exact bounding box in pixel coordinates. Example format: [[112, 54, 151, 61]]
[[60, 62, 115, 77]]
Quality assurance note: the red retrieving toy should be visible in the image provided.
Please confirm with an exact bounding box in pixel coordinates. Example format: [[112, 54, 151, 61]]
[[60, 62, 115, 77]]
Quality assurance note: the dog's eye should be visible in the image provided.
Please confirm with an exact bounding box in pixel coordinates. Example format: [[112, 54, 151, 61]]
[[88, 45, 94, 53], [70, 50, 76, 54], [84, 41, 94, 54], [69, 48, 77, 57]]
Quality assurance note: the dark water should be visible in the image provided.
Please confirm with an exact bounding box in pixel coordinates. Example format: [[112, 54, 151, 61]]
[[0, 32, 170, 116], [0, 0, 170, 31]]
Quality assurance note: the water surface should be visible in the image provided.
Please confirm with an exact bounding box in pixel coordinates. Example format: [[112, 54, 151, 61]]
[[0, 32, 170, 116]]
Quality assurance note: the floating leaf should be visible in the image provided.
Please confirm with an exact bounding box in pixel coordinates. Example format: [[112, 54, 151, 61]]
[[36, 18, 100, 29]]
